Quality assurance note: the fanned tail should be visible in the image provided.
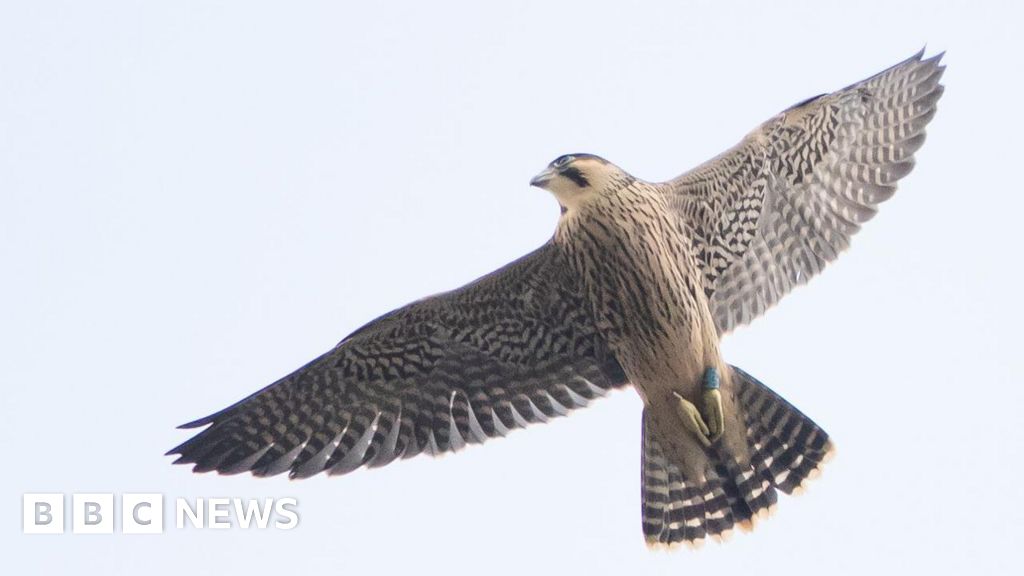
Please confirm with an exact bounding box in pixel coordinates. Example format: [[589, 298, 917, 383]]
[[641, 365, 834, 547]]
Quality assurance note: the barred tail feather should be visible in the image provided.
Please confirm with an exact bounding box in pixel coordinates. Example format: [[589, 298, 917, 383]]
[[641, 365, 833, 547]]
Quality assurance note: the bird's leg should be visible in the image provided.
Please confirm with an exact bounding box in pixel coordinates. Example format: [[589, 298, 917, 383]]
[[701, 367, 724, 442], [672, 367, 725, 447], [673, 392, 711, 448]]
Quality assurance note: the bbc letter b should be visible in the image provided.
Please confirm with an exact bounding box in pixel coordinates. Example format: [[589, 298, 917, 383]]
[[23, 494, 64, 534]]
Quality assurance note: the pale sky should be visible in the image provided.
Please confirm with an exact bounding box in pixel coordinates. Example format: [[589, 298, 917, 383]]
[[2, 1, 1021, 574]]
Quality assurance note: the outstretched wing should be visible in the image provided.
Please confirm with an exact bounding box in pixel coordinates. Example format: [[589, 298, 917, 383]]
[[662, 51, 945, 334], [168, 243, 628, 478]]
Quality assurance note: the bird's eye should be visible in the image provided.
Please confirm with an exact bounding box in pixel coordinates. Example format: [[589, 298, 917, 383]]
[[553, 155, 574, 168]]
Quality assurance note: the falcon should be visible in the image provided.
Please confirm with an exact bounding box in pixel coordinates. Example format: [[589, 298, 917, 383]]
[[169, 52, 945, 546]]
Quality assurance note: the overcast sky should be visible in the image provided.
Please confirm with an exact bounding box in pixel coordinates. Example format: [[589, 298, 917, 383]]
[[2, 1, 1021, 574]]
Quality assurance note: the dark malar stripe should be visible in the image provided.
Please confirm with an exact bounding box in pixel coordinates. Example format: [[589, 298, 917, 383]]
[[560, 166, 589, 187]]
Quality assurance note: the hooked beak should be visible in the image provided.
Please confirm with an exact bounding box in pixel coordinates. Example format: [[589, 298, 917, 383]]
[[529, 167, 556, 189]]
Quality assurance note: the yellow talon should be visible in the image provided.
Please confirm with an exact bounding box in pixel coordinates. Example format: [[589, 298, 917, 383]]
[[702, 387, 724, 441], [673, 391, 711, 447]]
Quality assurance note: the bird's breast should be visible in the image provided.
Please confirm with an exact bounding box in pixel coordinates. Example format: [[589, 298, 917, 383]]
[[556, 187, 715, 388]]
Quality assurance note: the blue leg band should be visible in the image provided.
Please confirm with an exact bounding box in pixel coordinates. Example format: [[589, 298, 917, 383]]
[[702, 367, 720, 390]]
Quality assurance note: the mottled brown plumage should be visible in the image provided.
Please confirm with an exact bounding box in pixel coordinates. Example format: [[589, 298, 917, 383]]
[[170, 52, 944, 547], [668, 51, 945, 334]]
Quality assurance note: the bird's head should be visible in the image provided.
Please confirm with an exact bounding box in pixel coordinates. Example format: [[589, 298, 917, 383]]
[[529, 154, 629, 212]]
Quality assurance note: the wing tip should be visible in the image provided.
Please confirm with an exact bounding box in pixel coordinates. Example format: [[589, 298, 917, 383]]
[[912, 44, 946, 62], [866, 47, 945, 88], [919, 48, 946, 72], [165, 437, 198, 458], [176, 415, 217, 430]]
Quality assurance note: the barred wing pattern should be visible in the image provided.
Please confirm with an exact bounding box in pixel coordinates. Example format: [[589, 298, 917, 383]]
[[663, 51, 944, 334], [169, 243, 628, 478]]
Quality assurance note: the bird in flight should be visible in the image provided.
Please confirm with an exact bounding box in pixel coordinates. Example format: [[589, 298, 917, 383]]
[[170, 51, 944, 547]]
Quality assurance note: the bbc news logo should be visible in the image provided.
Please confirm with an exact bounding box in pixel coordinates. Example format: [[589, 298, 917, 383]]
[[23, 494, 299, 534]]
